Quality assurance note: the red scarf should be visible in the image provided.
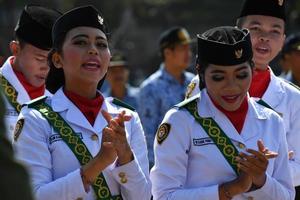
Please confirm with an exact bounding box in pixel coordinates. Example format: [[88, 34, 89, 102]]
[[12, 69, 45, 100], [249, 68, 271, 98], [211, 96, 248, 134], [64, 90, 104, 126]]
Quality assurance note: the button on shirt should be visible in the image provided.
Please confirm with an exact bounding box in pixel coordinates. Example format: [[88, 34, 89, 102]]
[[138, 64, 194, 165]]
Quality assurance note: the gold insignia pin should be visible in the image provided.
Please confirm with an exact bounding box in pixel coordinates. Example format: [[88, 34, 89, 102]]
[[98, 15, 104, 25], [235, 49, 243, 59], [278, 0, 284, 6], [185, 82, 196, 99], [238, 142, 245, 149], [14, 118, 24, 142], [156, 123, 171, 145]]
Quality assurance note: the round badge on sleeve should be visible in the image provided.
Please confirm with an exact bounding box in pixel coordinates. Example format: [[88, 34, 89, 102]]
[[14, 118, 24, 142], [156, 123, 171, 145]]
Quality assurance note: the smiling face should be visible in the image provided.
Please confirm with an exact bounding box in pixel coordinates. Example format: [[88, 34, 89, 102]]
[[241, 15, 285, 70], [55, 26, 111, 93], [12, 42, 50, 87], [204, 62, 252, 111]]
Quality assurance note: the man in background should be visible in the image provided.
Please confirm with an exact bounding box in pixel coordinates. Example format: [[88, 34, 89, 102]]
[[138, 26, 194, 167], [104, 52, 139, 109], [280, 33, 300, 87], [0, 5, 61, 141]]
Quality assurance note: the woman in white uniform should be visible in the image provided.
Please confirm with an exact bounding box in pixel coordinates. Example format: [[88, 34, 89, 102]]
[[13, 5, 151, 200], [150, 26, 294, 200]]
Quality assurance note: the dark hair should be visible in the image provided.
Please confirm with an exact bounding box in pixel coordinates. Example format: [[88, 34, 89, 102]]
[[46, 34, 66, 94], [236, 17, 247, 29], [15, 36, 28, 49]]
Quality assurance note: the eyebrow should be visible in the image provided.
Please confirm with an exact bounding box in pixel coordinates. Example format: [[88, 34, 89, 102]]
[[210, 66, 248, 73], [71, 34, 107, 41], [33, 52, 47, 58], [249, 20, 283, 29]]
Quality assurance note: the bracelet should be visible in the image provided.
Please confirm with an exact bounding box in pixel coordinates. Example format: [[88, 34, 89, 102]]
[[80, 167, 92, 193], [223, 184, 233, 200]]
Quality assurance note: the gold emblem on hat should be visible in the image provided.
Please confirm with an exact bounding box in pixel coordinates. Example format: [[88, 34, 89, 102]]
[[178, 29, 191, 44], [98, 15, 104, 25], [278, 0, 284, 6], [235, 49, 243, 59]]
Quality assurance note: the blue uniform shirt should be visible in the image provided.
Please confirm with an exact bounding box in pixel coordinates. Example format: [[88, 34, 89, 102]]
[[103, 84, 139, 110], [137, 64, 194, 165]]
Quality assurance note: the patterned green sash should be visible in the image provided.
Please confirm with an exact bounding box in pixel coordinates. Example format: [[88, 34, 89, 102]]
[[181, 99, 240, 175], [30, 101, 122, 200], [0, 74, 22, 113]]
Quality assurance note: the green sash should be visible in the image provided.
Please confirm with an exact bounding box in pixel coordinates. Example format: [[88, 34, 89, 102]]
[[0, 74, 22, 113], [180, 98, 240, 175], [30, 100, 122, 200]]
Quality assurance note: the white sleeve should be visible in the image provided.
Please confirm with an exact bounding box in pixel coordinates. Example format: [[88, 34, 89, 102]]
[[13, 107, 88, 200], [150, 109, 220, 200], [246, 117, 295, 200], [111, 111, 151, 200], [287, 100, 300, 186]]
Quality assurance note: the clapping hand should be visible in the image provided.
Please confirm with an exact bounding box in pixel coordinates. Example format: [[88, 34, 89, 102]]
[[236, 140, 276, 188], [101, 110, 133, 165]]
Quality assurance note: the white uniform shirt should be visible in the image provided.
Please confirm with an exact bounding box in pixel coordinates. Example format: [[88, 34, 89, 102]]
[[151, 89, 294, 200], [261, 70, 300, 186], [186, 69, 300, 186], [13, 88, 151, 200], [0, 56, 52, 141]]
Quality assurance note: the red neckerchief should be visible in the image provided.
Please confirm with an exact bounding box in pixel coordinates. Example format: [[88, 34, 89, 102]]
[[249, 68, 271, 98], [210, 95, 249, 134], [64, 90, 104, 126], [11, 58, 45, 100]]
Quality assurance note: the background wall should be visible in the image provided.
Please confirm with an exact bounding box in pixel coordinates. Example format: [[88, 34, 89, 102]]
[[0, 0, 299, 85]]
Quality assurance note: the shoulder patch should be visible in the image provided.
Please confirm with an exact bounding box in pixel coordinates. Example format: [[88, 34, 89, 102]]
[[26, 96, 47, 108], [13, 118, 24, 142], [156, 123, 171, 145], [175, 93, 200, 109], [112, 98, 135, 111]]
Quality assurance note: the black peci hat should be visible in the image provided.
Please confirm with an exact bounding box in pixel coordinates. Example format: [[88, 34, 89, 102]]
[[52, 5, 107, 48], [15, 4, 61, 50], [282, 33, 300, 55], [159, 27, 191, 50], [239, 0, 286, 21], [109, 52, 128, 67], [197, 26, 253, 66]]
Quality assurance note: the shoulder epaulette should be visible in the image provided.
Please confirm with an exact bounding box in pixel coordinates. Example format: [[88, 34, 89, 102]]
[[175, 93, 200, 109], [26, 96, 47, 108], [112, 98, 135, 111], [281, 78, 300, 91], [288, 82, 300, 91], [256, 99, 273, 110]]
